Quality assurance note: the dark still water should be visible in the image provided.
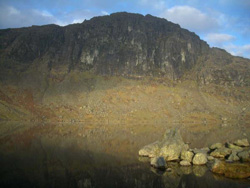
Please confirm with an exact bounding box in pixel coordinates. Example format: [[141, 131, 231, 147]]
[[0, 122, 249, 188]]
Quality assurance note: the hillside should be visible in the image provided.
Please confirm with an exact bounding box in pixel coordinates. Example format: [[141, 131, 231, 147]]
[[0, 12, 249, 126]]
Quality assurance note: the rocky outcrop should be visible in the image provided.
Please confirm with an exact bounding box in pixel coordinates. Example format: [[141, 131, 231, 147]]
[[139, 135, 250, 179], [159, 129, 189, 161], [0, 12, 249, 87], [139, 128, 189, 161], [0, 12, 210, 82]]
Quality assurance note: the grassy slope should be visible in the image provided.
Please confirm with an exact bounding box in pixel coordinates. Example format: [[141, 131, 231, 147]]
[[0, 70, 249, 130]]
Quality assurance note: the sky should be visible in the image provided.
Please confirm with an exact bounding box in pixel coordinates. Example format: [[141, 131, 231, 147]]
[[0, 0, 249, 58]]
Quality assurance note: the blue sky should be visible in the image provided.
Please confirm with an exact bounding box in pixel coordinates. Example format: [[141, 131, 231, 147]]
[[0, 0, 249, 58]]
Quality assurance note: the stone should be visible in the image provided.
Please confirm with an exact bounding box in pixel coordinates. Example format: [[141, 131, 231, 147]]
[[150, 157, 166, 169], [237, 150, 250, 162], [192, 153, 208, 165], [210, 143, 223, 150], [207, 156, 214, 161], [166, 168, 172, 172], [180, 160, 191, 166], [233, 139, 249, 147], [159, 129, 189, 161], [139, 141, 160, 157], [211, 159, 250, 179], [227, 151, 240, 162], [226, 143, 243, 151], [181, 150, 194, 162], [210, 147, 232, 158]]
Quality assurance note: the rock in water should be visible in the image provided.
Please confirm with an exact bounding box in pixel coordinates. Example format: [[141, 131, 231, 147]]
[[181, 150, 194, 162], [210, 147, 232, 158], [237, 150, 250, 162], [211, 159, 250, 179], [210, 143, 223, 150], [138, 141, 160, 157], [159, 129, 189, 161], [150, 157, 166, 169], [226, 143, 243, 151], [227, 151, 240, 162], [233, 139, 249, 147], [192, 153, 207, 165], [207, 156, 214, 161]]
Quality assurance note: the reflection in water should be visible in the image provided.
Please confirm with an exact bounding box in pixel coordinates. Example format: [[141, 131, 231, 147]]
[[0, 123, 249, 188]]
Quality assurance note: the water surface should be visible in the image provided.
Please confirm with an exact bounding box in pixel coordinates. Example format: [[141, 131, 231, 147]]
[[0, 122, 249, 188]]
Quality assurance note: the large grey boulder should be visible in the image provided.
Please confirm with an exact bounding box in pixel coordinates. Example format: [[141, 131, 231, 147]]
[[150, 156, 166, 169], [233, 139, 249, 147], [139, 141, 160, 157], [192, 153, 208, 165], [210, 147, 232, 158], [159, 129, 189, 161]]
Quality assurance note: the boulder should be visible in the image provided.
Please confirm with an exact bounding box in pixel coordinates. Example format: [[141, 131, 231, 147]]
[[159, 129, 189, 161], [181, 150, 194, 162], [210, 147, 232, 158], [211, 159, 250, 179], [210, 143, 223, 150], [192, 153, 207, 165], [227, 151, 240, 162], [180, 160, 191, 166], [150, 157, 166, 169], [207, 156, 214, 161], [237, 150, 250, 162], [139, 141, 160, 157], [226, 143, 243, 151], [233, 139, 249, 147]]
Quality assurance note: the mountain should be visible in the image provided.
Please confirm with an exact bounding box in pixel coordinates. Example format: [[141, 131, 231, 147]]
[[0, 12, 249, 125]]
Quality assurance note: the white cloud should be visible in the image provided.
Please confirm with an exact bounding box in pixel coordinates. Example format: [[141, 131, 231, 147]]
[[0, 5, 59, 28], [0, 5, 103, 28], [224, 44, 250, 58], [160, 6, 219, 33], [8, 6, 20, 15], [204, 33, 235, 46], [101, 11, 109, 15]]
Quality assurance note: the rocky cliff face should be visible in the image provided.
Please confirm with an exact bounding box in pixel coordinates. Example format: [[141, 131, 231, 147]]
[[0, 12, 249, 122], [0, 12, 211, 80]]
